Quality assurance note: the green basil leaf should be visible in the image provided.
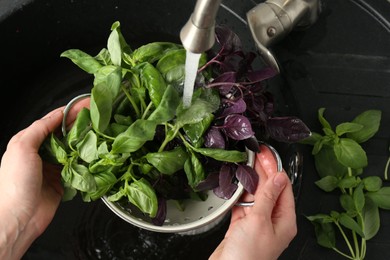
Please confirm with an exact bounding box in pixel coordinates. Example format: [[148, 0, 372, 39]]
[[138, 62, 167, 107], [50, 134, 68, 164], [363, 176, 382, 192], [339, 213, 364, 238], [306, 213, 334, 223], [126, 178, 158, 217], [148, 85, 180, 123], [68, 163, 97, 193], [146, 146, 189, 175], [338, 176, 359, 189], [85, 171, 117, 201], [61, 162, 73, 183], [366, 187, 390, 209], [333, 138, 367, 169], [335, 122, 363, 136], [347, 110, 382, 143], [184, 152, 205, 189], [109, 122, 129, 137], [156, 49, 186, 88], [107, 187, 126, 202], [114, 114, 133, 126], [193, 147, 247, 163], [318, 107, 332, 130], [299, 131, 322, 146], [108, 21, 123, 66], [312, 221, 336, 249], [340, 194, 355, 214], [66, 108, 91, 149], [76, 130, 99, 163], [93, 65, 122, 99], [112, 119, 157, 153], [183, 113, 214, 147], [176, 98, 218, 127], [131, 42, 181, 64], [363, 197, 380, 240], [353, 184, 365, 212], [315, 176, 339, 192], [94, 48, 111, 65], [314, 146, 348, 178], [90, 82, 113, 133], [61, 49, 102, 74], [62, 184, 77, 202]]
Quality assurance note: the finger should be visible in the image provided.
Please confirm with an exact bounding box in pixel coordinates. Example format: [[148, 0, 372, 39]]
[[273, 175, 297, 232], [256, 144, 279, 176], [236, 144, 280, 209], [16, 108, 64, 150], [65, 97, 90, 125], [252, 145, 288, 216]]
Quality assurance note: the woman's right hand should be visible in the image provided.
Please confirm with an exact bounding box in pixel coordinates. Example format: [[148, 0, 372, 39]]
[[210, 144, 297, 260]]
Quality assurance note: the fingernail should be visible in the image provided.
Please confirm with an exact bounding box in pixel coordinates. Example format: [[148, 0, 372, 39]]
[[273, 173, 287, 188]]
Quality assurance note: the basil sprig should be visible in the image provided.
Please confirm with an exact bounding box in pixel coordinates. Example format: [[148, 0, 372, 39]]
[[301, 108, 390, 259]]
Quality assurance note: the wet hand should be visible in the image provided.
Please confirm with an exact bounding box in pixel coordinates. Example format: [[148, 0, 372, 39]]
[[0, 98, 89, 259], [210, 145, 297, 260]]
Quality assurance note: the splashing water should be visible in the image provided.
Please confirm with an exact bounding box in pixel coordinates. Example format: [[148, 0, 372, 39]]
[[183, 50, 201, 108]]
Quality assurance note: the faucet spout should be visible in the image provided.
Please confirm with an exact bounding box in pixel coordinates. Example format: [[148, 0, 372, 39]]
[[180, 0, 222, 53]]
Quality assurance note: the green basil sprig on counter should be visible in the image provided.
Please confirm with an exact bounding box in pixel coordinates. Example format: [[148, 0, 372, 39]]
[[301, 108, 390, 259]]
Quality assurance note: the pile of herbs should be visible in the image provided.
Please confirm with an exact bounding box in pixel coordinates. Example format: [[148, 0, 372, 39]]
[[45, 21, 310, 225], [301, 108, 390, 259]]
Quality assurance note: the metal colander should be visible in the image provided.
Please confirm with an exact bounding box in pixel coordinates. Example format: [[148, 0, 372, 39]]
[[62, 94, 258, 235]]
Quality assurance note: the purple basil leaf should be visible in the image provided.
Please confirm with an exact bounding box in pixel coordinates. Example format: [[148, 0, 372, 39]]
[[196, 171, 220, 191], [266, 116, 311, 142], [247, 67, 278, 83], [204, 127, 226, 149], [214, 183, 238, 200], [215, 25, 242, 55], [212, 71, 237, 95], [220, 98, 247, 117], [151, 197, 167, 226], [213, 164, 238, 199], [236, 164, 259, 194], [223, 114, 255, 140]]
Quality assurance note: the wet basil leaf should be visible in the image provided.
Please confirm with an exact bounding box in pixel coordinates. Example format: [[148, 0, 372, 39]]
[[76, 130, 99, 163], [126, 178, 158, 218], [193, 147, 247, 163], [61, 49, 103, 74], [131, 42, 181, 64], [112, 119, 157, 153], [148, 85, 180, 123], [138, 62, 167, 107], [146, 147, 189, 175], [90, 82, 113, 133], [184, 152, 205, 189]]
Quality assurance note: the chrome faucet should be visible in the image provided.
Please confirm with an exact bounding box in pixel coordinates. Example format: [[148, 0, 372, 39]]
[[180, 0, 321, 73], [180, 0, 222, 54]]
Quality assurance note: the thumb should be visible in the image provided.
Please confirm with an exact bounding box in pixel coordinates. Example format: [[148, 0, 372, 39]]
[[17, 108, 64, 150]]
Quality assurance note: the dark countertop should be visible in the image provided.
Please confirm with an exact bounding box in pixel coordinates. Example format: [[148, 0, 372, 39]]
[[0, 0, 389, 259]]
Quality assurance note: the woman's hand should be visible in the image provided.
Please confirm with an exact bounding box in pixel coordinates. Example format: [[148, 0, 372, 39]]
[[0, 98, 89, 260], [210, 144, 297, 260]]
